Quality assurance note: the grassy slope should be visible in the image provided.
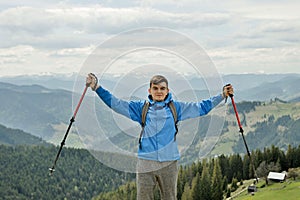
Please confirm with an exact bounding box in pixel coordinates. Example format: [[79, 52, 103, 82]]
[[234, 180, 300, 200], [210, 101, 300, 156], [48, 122, 85, 148]]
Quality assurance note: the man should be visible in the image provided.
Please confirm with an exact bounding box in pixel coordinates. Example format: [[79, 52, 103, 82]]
[[86, 73, 233, 200]]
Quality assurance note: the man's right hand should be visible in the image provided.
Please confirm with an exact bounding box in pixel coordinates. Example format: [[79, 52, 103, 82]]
[[86, 73, 99, 91], [222, 84, 234, 98]]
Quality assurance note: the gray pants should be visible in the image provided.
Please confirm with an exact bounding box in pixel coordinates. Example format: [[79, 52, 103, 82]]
[[137, 159, 178, 200]]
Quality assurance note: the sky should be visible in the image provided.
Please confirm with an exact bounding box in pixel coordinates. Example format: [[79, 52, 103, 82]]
[[0, 0, 300, 77]]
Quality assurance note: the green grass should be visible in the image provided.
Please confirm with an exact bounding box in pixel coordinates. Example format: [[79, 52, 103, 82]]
[[234, 180, 300, 200], [249, 102, 300, 123], [49, 123, 85, 148]]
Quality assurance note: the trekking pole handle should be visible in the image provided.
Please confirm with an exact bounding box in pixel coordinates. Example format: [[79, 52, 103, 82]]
[[224, 83, 232, 103]]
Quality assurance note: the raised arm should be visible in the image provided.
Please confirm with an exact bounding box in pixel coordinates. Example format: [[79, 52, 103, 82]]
[[176, 84, 233, 121], [86, 73, 144, 123]]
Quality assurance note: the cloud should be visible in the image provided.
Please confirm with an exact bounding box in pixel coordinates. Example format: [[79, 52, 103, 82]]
[[0, 1, 299, 76], [0, 5, 230, 48], [50, 45, 95, 57], [0, 45, 35, 64], [0, 45, 85, 76]]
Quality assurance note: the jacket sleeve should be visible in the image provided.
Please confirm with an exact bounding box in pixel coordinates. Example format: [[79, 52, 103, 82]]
[[95, 86, 143, 123], [176, 94, 224, 121]]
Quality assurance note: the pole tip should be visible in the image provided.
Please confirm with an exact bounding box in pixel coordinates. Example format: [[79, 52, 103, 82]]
[[49, 167, 55, 175]]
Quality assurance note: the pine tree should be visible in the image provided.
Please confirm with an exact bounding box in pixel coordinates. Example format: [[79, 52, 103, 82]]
[[278, 149, 288, 171], [177, 165, 185, 200], [229, 154, 243, 181], [254, 149, 263, 169], [230, 178, 238, 192], [286, 144, 295, 168], [181, 182, 192, 200], [191, 172, 201, 200], [296, 145, 300, 167], [243, 154, 250, 180], [211, 159, 223, 200], [199, 160, 211, 200], [218, 154, 230, 178], [222, 176, 228, 191]]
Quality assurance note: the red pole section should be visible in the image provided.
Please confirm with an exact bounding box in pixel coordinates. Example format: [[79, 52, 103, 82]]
[[73, 86, 88, 119], [230, 95, 242, 129]]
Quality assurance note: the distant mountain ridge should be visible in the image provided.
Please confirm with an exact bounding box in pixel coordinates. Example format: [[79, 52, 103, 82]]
[[0, 82, 73, 140], [237, 76, 300, 102], [0, 81, 66, 94], [1, 73, 300, 101], [0, 124, 50, 146]]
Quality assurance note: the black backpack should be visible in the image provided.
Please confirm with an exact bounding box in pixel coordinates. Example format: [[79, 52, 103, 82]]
[[138, 101, 178, 149]]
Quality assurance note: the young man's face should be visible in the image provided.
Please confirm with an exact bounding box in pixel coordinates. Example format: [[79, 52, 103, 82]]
[[148, 82, 169, 102]]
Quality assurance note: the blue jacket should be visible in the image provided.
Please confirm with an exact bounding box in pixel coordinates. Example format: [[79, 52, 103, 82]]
[[96, 86, 224, 162]]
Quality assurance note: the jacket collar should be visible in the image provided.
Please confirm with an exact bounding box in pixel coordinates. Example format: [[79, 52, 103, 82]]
[[148, 93, 173, 106]]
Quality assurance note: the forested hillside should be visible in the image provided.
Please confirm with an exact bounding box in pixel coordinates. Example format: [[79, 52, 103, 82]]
[[0, 145, 135, 199], [233, 114, 300, 153], [0, 82, 73, 140], [1, 119, 300, 199], [95, 145, 300, 200], [0, 124, 49, 146], [1, 143, 299, 199], [211, 100, 300, 156]]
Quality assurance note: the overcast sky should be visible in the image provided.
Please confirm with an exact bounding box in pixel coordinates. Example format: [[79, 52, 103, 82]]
[[0, 0, 300, 77]]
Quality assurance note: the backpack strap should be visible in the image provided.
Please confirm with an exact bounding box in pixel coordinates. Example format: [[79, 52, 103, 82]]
[[168, 101, 178, 141], [139, 101, 150, 149], [139, 100, 178, 149]]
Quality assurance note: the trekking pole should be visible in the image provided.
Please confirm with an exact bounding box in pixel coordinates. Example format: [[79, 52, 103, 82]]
[[49, 85, 88, 175], [229, 93, 259, 183]]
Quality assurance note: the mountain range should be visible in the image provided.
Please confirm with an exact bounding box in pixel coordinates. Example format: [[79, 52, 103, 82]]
[[0, 73, 300, 160], [1, 72, 300, 101]]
